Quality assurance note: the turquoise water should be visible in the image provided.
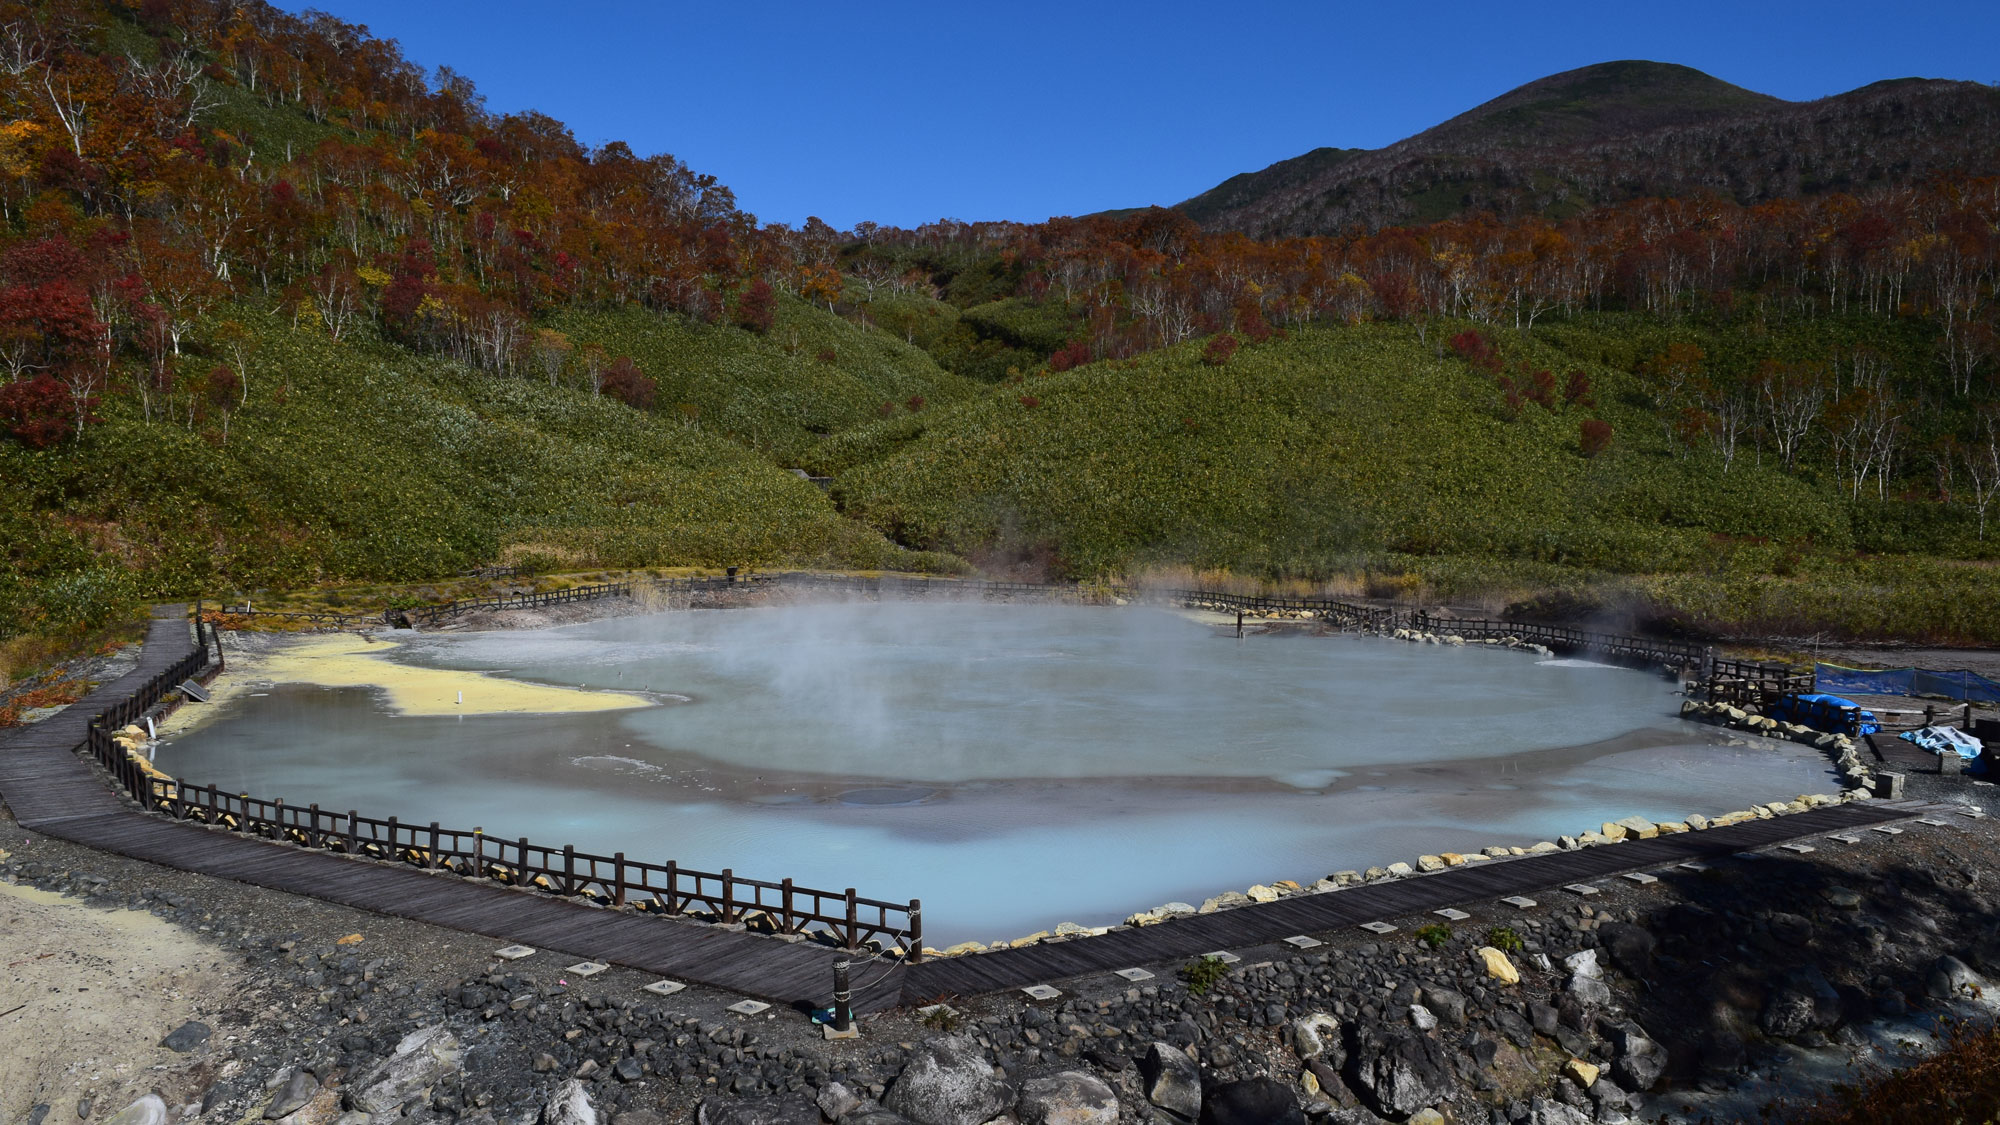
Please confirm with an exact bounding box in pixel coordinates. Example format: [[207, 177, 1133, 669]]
[[163, 604, 1836, 942]]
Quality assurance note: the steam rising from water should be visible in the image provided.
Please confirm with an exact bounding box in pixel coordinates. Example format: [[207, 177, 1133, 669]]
[[162, 603, 1836, 941]]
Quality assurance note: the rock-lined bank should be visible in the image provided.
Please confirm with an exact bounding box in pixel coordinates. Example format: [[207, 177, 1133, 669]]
[[927, 792, 1868, 958], [8, 793, 1996, 1125]]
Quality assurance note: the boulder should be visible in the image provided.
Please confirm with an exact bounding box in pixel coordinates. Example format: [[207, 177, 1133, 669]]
[[264, 1070, 318, 1120], [1291, 1013, 1342, 1062], [1477, 946, 1520, 984], [1563, 950, 1612, 1009], [816, 1083, 863, 1121], [1416, 855, 1446, 873], [1420, 986, 1467, 1028], [1928, 955, 1987, 1001], [1200, 1078, 1305, 1125], [1342, 1024, 1455, 1119], [159, 1021, 211, 1053], [1408, 1004, 1437, 1031], [100, 1097, 166, 1125], [696, 1096, 819, 1125], [1199, 892, 1250, 914], [545, 1085, 597, 1125], [1015, 1072, 1118, 1125], [1611, 816, 1659, 839], [1386, 862, 1415, 877], [1563, 1059, 1599, 1087], [1610, 1025, 1668, 1091], [1245, 884, 1280, 903], [1598, 822, 1627, 841], [1527, 1097, 1592, 1125], [1760, 966, 1841, 1039], [883, 1036, 1012, 1125], [1141, 1042, 1202, 1123], [346, 1026, 463, 1115], [1596, 923, 1656, 978]]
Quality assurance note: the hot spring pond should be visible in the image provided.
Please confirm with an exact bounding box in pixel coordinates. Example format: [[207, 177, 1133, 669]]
[[164, 603, 1837, 943]]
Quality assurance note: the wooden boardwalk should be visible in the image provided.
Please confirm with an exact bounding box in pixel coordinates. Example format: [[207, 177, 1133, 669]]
[[1, 607, 1927, 1015], [0, 608, 908, 1012], [899, 800, 1924, 1003]]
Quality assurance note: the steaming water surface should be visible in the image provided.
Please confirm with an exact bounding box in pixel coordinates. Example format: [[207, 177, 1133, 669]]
[[165, 604, 1836, 942]]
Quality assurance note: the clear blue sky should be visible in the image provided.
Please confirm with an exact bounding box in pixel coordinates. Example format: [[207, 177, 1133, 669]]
[[277, 1, 1999, 231]]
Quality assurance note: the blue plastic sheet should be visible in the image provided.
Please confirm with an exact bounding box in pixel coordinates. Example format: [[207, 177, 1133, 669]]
[[1900, 725, 1985, 760], [1816, 663, 2000, 703], [1767, 692, 1879, 735]]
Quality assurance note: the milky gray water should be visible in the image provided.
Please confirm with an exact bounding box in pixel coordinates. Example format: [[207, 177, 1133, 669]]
[[164, 604, 1836, 942]]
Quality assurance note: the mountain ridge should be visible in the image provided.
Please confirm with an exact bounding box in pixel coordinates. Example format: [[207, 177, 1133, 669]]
[[1177, 61, 2000, 235]]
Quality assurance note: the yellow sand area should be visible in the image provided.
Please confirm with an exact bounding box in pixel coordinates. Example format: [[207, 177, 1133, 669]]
[[159, 633, 647, 736]]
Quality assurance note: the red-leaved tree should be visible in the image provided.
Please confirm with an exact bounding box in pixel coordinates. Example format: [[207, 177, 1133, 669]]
[[601, 356, 655, 410], [1580, 419, 1614, 459], [1202, 334, 1239, 366]]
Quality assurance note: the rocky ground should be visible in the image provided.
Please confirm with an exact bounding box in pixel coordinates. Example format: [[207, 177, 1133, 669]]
[[5, 785, 2000, 1125]]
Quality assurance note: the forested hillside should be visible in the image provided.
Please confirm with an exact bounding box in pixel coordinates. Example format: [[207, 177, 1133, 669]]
[[2, 2, 1998, 648], [1179, 61, 2000, 236]]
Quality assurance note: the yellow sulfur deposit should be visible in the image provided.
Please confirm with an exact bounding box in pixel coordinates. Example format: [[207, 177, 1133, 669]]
[[158, 633, 648, 735]]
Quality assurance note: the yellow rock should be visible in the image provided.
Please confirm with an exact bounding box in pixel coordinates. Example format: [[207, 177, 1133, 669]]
[[336, 933, 364, 945], [1477, 946, 1520, 984], [1657, 822, 1687, 834], [1440, 853, 1467, 867], [1564, 1058, 1600, 1087], [1416, 855, 1446, 872], [1273, 880, 1301, 891], [1246, 884, 1280, 903]]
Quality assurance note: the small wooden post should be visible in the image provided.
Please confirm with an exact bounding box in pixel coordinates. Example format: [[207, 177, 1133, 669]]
[[833, 960, 853, 1033], [665, 861, 678, 913], [613, 853, 626, 907], [472, 829, 484, 878], [347, 810, 359, 853], [720, 869, 735, 923], [518, 837, 529, 883], [307, 804, 320, 848], [844, 888, 859, 950], [429, 821, 441, 868], [273, 797, 283, 839], [387, 815, 399, 860], [563, 845, 575, 895], [908, 899, 923, 964], [237, 794, 248, 831], [781, 878, 794, 933]]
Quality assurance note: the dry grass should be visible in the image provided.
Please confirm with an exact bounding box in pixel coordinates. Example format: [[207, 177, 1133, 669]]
[[1778, 1017, 2000, 1125]]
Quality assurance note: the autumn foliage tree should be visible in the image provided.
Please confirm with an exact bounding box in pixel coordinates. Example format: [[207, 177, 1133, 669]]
[[600, 356, 655, 411], [735, 279, 776, 334]]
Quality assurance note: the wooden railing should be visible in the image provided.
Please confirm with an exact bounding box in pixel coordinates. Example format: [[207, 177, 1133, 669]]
[[123, 781, 919, 952], [79, 610, 924, 959], [1405, 611, 1812, 701]]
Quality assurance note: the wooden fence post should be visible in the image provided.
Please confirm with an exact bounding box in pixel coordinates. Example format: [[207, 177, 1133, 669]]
[[347, 810, 358, 853], [472, 829, 484, 878], [387, 815, 398, 859], [908, 899, 923, 963], [613, 853, 626, 907], [781, 878, 794, 933], [844, 888, 858, 950], [429, 821, 441, 868], [720, 869, 735, 923], [563, 845, 575, 895], [665, 861, 678, 913]]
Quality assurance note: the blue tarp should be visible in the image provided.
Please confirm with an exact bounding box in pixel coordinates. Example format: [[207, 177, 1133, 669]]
[[1767, 692, 1881, 735], [1900, 725, 1986, 761], [1816, 663, 2000, 703]]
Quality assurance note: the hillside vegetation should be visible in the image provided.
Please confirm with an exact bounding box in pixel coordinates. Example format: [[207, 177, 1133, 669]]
[[1, 2, 1998, 658], [1179, 61, 2000, 235]]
